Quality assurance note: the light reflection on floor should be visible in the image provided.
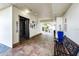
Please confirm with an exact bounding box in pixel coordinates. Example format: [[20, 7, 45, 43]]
[[0, 43, 12, 56]]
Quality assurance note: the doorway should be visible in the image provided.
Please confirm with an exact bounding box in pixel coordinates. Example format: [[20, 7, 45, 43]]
[[19, 16, 29, 42]]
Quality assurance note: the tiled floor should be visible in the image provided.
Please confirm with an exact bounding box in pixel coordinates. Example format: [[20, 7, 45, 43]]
[[12, 33, 54, 56], [0, 33, 54, 56]]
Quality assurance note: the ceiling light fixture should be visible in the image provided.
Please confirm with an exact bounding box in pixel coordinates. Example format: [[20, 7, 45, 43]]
[[25, 9, 31, 13]]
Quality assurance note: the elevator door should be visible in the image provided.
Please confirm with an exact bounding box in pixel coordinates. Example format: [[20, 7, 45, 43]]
[[19, 16, 29, 41]]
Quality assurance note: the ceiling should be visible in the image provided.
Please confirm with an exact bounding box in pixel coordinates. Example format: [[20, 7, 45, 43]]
[[0, 3, 72, 20], [0, 3, 11, 10], [13, 3, 71, 20], [13, 3, 53, 20], [52, 3, 71, 17]]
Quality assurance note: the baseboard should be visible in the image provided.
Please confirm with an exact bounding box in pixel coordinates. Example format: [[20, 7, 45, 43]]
[[30, 33, 42, 39], [13, 42, 20, 48], [13, 33, 42, 48]]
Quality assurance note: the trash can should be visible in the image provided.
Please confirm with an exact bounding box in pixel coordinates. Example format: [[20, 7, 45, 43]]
[[57, 31, 64, 43]]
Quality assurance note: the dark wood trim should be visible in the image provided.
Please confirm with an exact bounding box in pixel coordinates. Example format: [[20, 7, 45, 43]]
[[13, 42, 20, 48], [30, 33, 42, 39], [13, 33, 42, 48]]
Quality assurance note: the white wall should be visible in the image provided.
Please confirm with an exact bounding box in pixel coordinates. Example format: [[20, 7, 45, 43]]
[[0, 6, 12, 48], [12, 6, 21, 44], [29, 13, 40, 38], [12, 6, 41, 44], [63, 4, 79, 44], [56, 17, 63, 31], [56, 17, 63, 38]]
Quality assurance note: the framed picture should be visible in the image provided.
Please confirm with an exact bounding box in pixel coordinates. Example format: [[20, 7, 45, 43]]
[[30, 21, 36, 29], [64, 18, 67, 31]]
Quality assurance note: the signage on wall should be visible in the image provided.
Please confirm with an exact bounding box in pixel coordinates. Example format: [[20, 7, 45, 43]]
[[16, 21, 18, 32]]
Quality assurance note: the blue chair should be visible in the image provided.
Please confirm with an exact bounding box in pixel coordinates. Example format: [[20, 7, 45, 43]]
[[57, 31, 64, 43]]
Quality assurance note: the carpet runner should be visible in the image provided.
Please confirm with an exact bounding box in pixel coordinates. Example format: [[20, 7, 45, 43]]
[[54, 36, 79, 56]]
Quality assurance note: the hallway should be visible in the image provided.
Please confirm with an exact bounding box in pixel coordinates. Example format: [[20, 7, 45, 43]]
[[12, 34, 54, 56], [0, 3, 79, 56]]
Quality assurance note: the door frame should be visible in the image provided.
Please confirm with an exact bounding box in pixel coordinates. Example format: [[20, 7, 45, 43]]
[[19, 15, 30, 42]]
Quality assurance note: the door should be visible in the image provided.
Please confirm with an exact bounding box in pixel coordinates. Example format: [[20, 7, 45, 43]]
[[19, 16, 29, 41], [25, 19, 29, 39]]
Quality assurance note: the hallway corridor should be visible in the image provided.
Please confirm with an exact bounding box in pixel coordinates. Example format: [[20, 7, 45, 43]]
[[0, 3, 79, 56]]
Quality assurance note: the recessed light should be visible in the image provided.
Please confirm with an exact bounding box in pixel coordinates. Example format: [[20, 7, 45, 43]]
[[25, 9, 30, 13]]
